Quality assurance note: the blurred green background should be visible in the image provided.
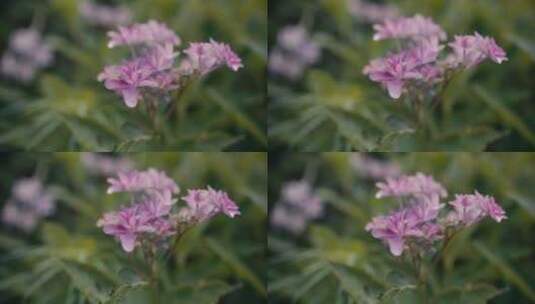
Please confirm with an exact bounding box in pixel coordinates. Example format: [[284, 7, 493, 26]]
[[0, 0, 267, 151], [268, 152, 535, 303], [268, 0, 535, 151], [0, 152, 267, 303]]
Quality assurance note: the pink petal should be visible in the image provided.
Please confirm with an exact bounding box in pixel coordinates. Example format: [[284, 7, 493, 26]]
[[387, 237, 404, 256], [119, 234, 136, 252]]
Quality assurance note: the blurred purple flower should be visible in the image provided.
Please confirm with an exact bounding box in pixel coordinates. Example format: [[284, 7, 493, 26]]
[[373, 14, 447, 42], [82, 153, 134, 176], [107, 168, 180, 200], [0, 28, 53, 82], [271, 180, 324, 234], [375, 172, 447, 200], [107, 20, 181, 48], [269, 25, 321, 80], [350, 153, 401, 180], [347, 0, 400, 23], [80, 1, 132, 28], [1, 178, 55, 232]]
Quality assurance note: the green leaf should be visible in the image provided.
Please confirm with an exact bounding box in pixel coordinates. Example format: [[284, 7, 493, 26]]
[[380, 285, 418, 304], [508, 33, 535, 61], [173, 281, 239, 304], [56, 259, 110, 304], [205, 238, 266, 296], [206, 89, 267, 147], [474, 242, 535, 301], [437, 283, 505, 304], [474, 85, 535, 147], [328, 263, 378, 304], [107, 281, 150, 304]]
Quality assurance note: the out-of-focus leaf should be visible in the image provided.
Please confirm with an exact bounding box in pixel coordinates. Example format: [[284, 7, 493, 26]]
[[205, 238, 266, 296], [173, 280, 239, 304], [328, 263, 378, 304], [474, 242, 535, 301], [206, 89, 267, 147], [508, 33, 535, 61], [437, 283, 505, 304], [107, 281, 149, 304], [474, 85, 535, 147], [56, 260, 110, 304]]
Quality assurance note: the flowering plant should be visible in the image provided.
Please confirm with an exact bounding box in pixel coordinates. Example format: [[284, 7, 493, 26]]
[[363, 15, 507, 130], [97, 168, 240, 300], [0, 1, 266, 151], [268, 153, 534, 303], [268, 1, 535, 151], [98, 20, 242, 129]]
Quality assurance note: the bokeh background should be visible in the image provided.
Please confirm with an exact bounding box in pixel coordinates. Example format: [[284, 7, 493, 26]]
[[268, 152, 535, 303], [0, 0, 267, 151], [268, 0, 535, 151], [0, 152, 267, 303]]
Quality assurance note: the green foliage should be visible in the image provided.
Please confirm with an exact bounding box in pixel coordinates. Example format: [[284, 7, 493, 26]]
[[0, 153, 267, 303], [268, 0, 535, 151], [0, 0, 267, 151], [268, 152, 535, 303]]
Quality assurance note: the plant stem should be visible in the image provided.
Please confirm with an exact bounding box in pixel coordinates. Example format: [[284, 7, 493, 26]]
[[142, 241, 160, 304]]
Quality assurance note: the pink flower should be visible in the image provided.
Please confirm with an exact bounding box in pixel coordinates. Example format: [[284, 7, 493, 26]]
[[107, 20, 181, 48], [107, 168, 180, 202], [97, 45, 179, 107], [363, 39, 442, 99], [347, 0, 400, 23], [182, 39, 243, 75], [97, 201, 174, 252], [281, 181, 324, 219], [97, 59, 157, 107], [366, 197, 444, 256], [447, 191, 507, 226], [447, 32, 507, 68], [181, 187, 240, 221], [375, 173, 448, 200], [365, 210, 422, 256], [373, 14, 447, 42]]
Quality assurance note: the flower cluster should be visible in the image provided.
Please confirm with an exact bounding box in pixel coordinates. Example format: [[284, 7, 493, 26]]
[[79, 1, 132, 28], [98, 20, 242, 108], [269, 25, 321, 80], [350, 153, 401, 180], [346, 0, 400, 23], [97, 169, 239, 252], [270, 180, 324, 234], [0, 28, 53, 82], [1, 178, 56, 232], [363, 15, 507, 99], [366, 173, 506, 256]]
